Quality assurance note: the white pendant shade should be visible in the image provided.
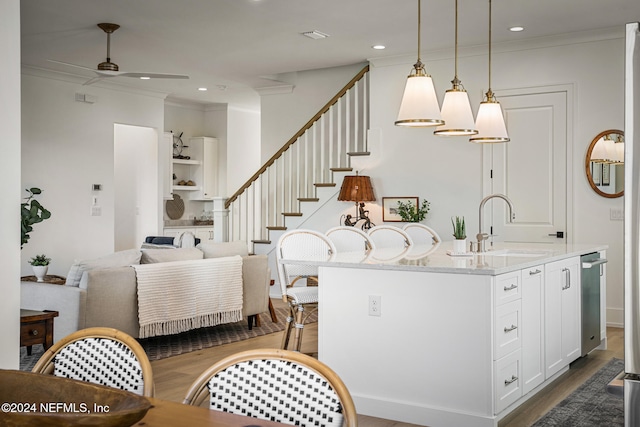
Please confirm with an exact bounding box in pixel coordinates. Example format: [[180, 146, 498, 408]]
[[434, 89, 477, 136], [612, 142, 625, 163], [591, 138, 608, 162], [469, 100, 510, 143], [395, 74, 444, 127]]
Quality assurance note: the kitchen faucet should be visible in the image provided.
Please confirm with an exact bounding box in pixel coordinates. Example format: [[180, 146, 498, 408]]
[[476, 194, 516, 252]]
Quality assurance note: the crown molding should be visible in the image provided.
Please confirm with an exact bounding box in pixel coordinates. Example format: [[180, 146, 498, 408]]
[[255, 84, 295, 96]]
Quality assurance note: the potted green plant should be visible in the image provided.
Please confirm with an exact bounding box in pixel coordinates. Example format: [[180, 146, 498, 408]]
[[29, 254, 51, 282], [21, 187, 51, 249], [396, 199, 431, 222], [451, 216, 467, 254]]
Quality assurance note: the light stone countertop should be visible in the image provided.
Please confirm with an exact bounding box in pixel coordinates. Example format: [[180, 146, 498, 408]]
[[281, 242, 608, 276]]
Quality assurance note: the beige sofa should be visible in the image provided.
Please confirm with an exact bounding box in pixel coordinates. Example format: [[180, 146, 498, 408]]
[[20, 242, 271, 342]]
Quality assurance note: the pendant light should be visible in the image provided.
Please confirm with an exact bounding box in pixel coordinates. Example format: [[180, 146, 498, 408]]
[[434, 0, 478, 136], [395, 0, 444, 127], [469, 0, 510, 143]]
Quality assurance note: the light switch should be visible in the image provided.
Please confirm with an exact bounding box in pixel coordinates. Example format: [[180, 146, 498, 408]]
[[610, 208, 624, 221]]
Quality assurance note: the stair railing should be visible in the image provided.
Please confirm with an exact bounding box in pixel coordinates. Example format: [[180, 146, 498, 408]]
[[225, 65, 370, 245]]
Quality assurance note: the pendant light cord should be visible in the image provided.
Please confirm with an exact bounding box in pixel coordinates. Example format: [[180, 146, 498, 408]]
[[454, 0, 459, 82], [487, 0, 493, 99], [415, 0, 423, 71]]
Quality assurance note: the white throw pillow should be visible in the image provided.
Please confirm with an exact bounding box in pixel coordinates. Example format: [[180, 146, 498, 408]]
[[197, 241, 249, 258], [65, 249, 142, 287], [140, 247, 204, 264]]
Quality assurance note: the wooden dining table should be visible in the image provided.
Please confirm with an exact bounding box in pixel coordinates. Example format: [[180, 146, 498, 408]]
[[136, 397, 290, 427]]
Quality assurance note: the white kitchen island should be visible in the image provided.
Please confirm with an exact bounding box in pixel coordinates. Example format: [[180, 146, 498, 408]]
[[300, 242, 608, 427]]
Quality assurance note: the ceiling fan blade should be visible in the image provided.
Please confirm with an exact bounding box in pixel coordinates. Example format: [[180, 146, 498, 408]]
[[47, 59, 97, 73], [82, 76, 109, 86], [118, 72, 189, 80]]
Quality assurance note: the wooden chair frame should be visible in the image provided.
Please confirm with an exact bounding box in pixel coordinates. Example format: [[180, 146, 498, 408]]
[[183, 348, 357, 427], [32, 327, 154, 397]]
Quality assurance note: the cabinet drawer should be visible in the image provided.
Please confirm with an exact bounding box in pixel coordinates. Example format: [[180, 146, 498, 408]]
[[495, 271, 521, 306], [495, 300, 522, 359], [20, 321, 46, 346], [494, 349, 522, 414]]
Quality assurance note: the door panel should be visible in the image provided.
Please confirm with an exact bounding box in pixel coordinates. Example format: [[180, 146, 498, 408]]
[[490, 91, 567, 243]]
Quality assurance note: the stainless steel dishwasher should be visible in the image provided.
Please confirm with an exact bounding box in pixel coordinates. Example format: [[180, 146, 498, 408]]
[[581, 252, 607, 356]]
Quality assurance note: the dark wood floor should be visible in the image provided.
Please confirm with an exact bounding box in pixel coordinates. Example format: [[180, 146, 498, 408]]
[[150, 299, 624, 427]]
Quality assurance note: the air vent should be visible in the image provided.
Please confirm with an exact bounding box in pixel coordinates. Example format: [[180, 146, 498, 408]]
[[302, 30, 330, 40]]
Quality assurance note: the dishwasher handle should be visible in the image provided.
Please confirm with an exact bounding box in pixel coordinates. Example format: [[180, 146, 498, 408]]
[[582, 259, 608, 269]]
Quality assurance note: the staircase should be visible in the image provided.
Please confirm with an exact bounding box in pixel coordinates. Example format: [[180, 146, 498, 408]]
[[225, 65, 370, 254]]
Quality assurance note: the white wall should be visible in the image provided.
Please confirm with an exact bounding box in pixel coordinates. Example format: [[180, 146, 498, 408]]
[[226, 106, 260, 194], [260, 31, 626, 326], [21, 73, 165, 276], [1, 0, 21, 369]]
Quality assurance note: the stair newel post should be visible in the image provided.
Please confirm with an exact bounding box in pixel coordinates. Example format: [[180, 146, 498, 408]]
[[212, 197, 229, 243]]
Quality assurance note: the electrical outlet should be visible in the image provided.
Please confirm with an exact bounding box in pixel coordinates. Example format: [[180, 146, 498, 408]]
[[610, 208, 624, 221], [369, 295, 381, 316], [91, 206, 102, 216]]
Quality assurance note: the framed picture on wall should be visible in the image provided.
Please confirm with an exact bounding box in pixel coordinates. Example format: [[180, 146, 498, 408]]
[[591, 161, 602, 186], [382, 197, 418, 222], [602, 163, 611, 186]]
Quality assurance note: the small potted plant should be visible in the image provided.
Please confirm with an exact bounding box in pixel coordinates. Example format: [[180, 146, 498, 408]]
[[451, 216, 467, 254], [29, 254, 51, 282]]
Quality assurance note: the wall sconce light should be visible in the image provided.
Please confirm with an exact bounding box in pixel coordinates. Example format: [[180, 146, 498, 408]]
[[338, 173, 376, 229]]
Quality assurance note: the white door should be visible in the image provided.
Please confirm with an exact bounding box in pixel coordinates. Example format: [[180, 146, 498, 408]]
[[487, 88, 570, 243]]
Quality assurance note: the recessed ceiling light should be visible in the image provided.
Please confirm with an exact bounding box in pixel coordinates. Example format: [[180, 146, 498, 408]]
[[372, 45, 386, 50], [302, 30, 330, 40], [198, 87, 208, 91], [139, 76, 151, 80], [509, 26, 524, 32]]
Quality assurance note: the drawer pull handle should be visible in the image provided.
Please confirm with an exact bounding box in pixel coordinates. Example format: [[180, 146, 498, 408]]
[[504, 324, 518, 333], [562, 268, 571, 290], [504, 375, 519, 386], [30, 329, 39, 336], [503, 284, 518, 291], [529, 269, 542, 275]]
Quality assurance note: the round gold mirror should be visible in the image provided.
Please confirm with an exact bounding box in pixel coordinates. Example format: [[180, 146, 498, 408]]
[[585, 129, 624, 198]]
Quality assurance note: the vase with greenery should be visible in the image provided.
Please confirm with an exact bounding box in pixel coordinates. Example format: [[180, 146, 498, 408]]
[[29, 254, 51, 282], [21, 187, 51, 249], [451, 216, 467, 254], [396, 199, 431, 222]]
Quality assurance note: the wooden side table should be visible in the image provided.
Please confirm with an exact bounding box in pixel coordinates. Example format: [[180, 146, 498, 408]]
[[20, 309, 59, 355]]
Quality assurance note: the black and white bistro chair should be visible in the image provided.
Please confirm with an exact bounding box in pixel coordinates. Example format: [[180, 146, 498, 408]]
[[31, 327, 154, 397], [276, 229, 336, 352], [367, 225, 414, 262], [183, 348, 357, 427]]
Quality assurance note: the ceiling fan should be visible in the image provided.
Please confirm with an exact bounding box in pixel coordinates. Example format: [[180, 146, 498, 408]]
[[49, 23, 189, 86]]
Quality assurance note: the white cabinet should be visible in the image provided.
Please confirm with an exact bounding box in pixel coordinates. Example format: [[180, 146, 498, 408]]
[[521, 265, 545, 394], [189, 137, 218, 200], [194, 228, 214, 242], [162, 132, 173, 200], [599, 250, 607, 349], [544, 256, 581, 378]]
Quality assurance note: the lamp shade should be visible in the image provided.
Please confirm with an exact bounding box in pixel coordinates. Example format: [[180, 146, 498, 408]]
[[469, 100, 510, 143], [434, 89, 478, 136], [591, 138, 608, 162], [612, 141, 625, 163], [338, 175, 376, 202], [395, 74, 444, 127]]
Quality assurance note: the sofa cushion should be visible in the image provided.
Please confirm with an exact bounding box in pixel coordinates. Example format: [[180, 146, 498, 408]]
[[65, 249, 142, 287], [140, 247, 204, 264], [197, 241, 249, 258]]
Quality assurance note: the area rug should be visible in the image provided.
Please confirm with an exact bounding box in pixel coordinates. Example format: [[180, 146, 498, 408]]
[[20, 306, 316, 369], [532, 358, 624, 426]]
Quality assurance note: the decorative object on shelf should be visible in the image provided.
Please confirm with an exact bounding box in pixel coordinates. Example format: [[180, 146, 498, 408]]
[[434, 0, 477, 137], [382, 197, 418, 222], [21, 274, 66, 285], [165, 194, 185, 220], [21, 187, 52, 249], [469, 0, 510, 143], [395, 0, 443, 127], [29, 254, 51, 282], [396, 198, 430, 222], [585, 129, 624, 198], [338, 173, 376, 229], [172, 131, 190, 159], [451, 216, 467, 254]]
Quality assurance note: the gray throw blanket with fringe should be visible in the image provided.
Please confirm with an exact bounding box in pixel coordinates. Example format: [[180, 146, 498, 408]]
[[133, 256, 243, 338]]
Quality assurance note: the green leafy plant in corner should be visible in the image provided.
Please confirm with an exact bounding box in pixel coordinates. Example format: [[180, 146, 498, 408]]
[[21, 187, 51, 249], [396, 199, 431, 222], [29, 254, 51, 266], [451, 216, 466, 240]]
